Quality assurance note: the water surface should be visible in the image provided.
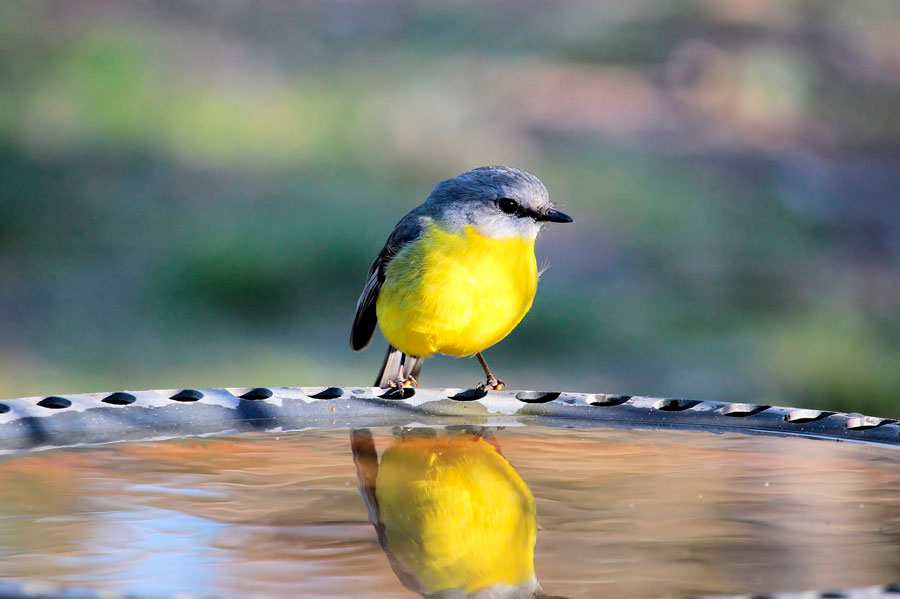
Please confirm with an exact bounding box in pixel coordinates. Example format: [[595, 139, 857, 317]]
[[1, 426, 899, 598]]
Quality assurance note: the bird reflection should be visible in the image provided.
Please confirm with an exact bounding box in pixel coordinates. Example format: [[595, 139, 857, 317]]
[[351, 428, 540, 599]]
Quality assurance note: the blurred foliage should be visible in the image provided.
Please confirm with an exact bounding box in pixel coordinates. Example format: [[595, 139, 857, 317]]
[[0, 1, 898, 415]]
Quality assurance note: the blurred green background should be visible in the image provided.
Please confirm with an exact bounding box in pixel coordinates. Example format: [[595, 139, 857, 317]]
[[1, 1, 898, 416]]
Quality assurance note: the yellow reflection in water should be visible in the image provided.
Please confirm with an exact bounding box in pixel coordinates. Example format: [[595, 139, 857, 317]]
[[352, 429, 539, 598]]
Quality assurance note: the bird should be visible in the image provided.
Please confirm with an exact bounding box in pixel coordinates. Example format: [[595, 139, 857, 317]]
[[350, 428, 539, 598], [350, 166, 573, 390]]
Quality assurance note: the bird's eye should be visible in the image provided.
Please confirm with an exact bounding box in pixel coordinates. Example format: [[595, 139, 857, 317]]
[[497, 198, 519, 215]]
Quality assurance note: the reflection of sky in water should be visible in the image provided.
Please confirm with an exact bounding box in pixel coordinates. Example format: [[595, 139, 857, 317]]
[[86, 502, 224, 595], [0, 428, 899, 599]]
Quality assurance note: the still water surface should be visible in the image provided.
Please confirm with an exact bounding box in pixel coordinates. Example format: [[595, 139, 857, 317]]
[[1, 427, 899, 598]]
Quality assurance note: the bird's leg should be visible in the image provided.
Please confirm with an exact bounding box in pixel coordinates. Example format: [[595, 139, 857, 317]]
[[474, 352, 504, 391], [389, 352, 418, 388]]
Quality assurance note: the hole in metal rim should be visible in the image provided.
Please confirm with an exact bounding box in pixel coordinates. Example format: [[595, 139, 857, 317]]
[[0, 403, 9, 414], [170, 389, 204, 402], [784, 409, 835, 424], [38, 396, 72, 409], [819, 593, 847, 599], [308, 387, 343, 400], [102, 392, 137, 406], [883, 583, 900, 593], [845, 416, 894, 430], [240, 387, 273, 400], [589, 394, 632, 406], [654, 398, 700, 412], [379, 387, 415, 400], [720, 403, 770, 417], [450, 388, 488, 401], [749, 595, 775, 599], [515, 391, 560, 403]]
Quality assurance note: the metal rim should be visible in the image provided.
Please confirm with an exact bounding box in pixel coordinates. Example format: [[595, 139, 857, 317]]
[[1, 386, 898, 454]]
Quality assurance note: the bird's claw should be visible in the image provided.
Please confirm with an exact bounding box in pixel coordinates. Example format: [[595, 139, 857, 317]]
[[389, 375, 418, 389], [475, 377, 505, 392]]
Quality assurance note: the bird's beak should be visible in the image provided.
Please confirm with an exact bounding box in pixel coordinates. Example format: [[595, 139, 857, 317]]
[[535, 208, 573, 223]]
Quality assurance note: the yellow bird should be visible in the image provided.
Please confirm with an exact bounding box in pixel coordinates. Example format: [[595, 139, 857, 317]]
[[351, 429, 539, 598], [350, 166, 573, 389]]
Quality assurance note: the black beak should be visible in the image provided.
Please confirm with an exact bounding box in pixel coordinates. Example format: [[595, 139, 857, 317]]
[[535, 208, 573, 223]]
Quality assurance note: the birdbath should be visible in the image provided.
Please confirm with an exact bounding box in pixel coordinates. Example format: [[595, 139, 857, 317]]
[[0, 386, 898, 599]]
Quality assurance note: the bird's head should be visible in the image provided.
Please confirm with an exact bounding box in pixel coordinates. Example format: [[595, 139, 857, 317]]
[[427, 166, 572, 239]]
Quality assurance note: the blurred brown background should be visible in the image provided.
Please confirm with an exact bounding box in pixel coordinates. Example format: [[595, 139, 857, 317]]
[[1, 1, 898, 415]]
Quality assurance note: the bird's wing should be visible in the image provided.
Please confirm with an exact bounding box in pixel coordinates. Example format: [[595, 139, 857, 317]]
[[349, 428, 382, 535], [350, 212, 426, 351]]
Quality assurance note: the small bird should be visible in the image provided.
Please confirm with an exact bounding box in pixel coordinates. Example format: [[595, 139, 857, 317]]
[[351, 429, 539, 598], [350, 166, 573, 389]]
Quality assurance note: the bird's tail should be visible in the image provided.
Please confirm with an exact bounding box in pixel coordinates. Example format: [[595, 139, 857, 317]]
[[376, 345, 424, 388]]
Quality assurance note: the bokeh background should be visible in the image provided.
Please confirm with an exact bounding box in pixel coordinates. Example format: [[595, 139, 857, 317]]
[[1, 1, 898, 415]]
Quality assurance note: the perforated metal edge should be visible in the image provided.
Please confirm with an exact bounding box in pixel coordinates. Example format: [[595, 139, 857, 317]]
[[0, 386, 899, 454]]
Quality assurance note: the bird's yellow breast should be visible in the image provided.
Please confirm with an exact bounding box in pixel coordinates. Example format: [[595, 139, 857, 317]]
[[377, 223, 538, 358], [376, 435, 537, 595]]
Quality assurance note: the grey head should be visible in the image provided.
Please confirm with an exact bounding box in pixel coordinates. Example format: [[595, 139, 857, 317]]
[[423, 166, 572, 239]]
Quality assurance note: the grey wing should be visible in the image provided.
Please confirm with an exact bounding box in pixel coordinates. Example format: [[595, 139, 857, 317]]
[[350, 212, 425, 351]]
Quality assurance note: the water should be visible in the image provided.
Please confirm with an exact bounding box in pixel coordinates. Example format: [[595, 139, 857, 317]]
[[1, 426, 899, 598]]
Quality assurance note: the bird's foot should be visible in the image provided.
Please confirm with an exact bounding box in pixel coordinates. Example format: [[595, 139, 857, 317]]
[[475, 376, 505, 391], [388, 375, 418, 389]]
